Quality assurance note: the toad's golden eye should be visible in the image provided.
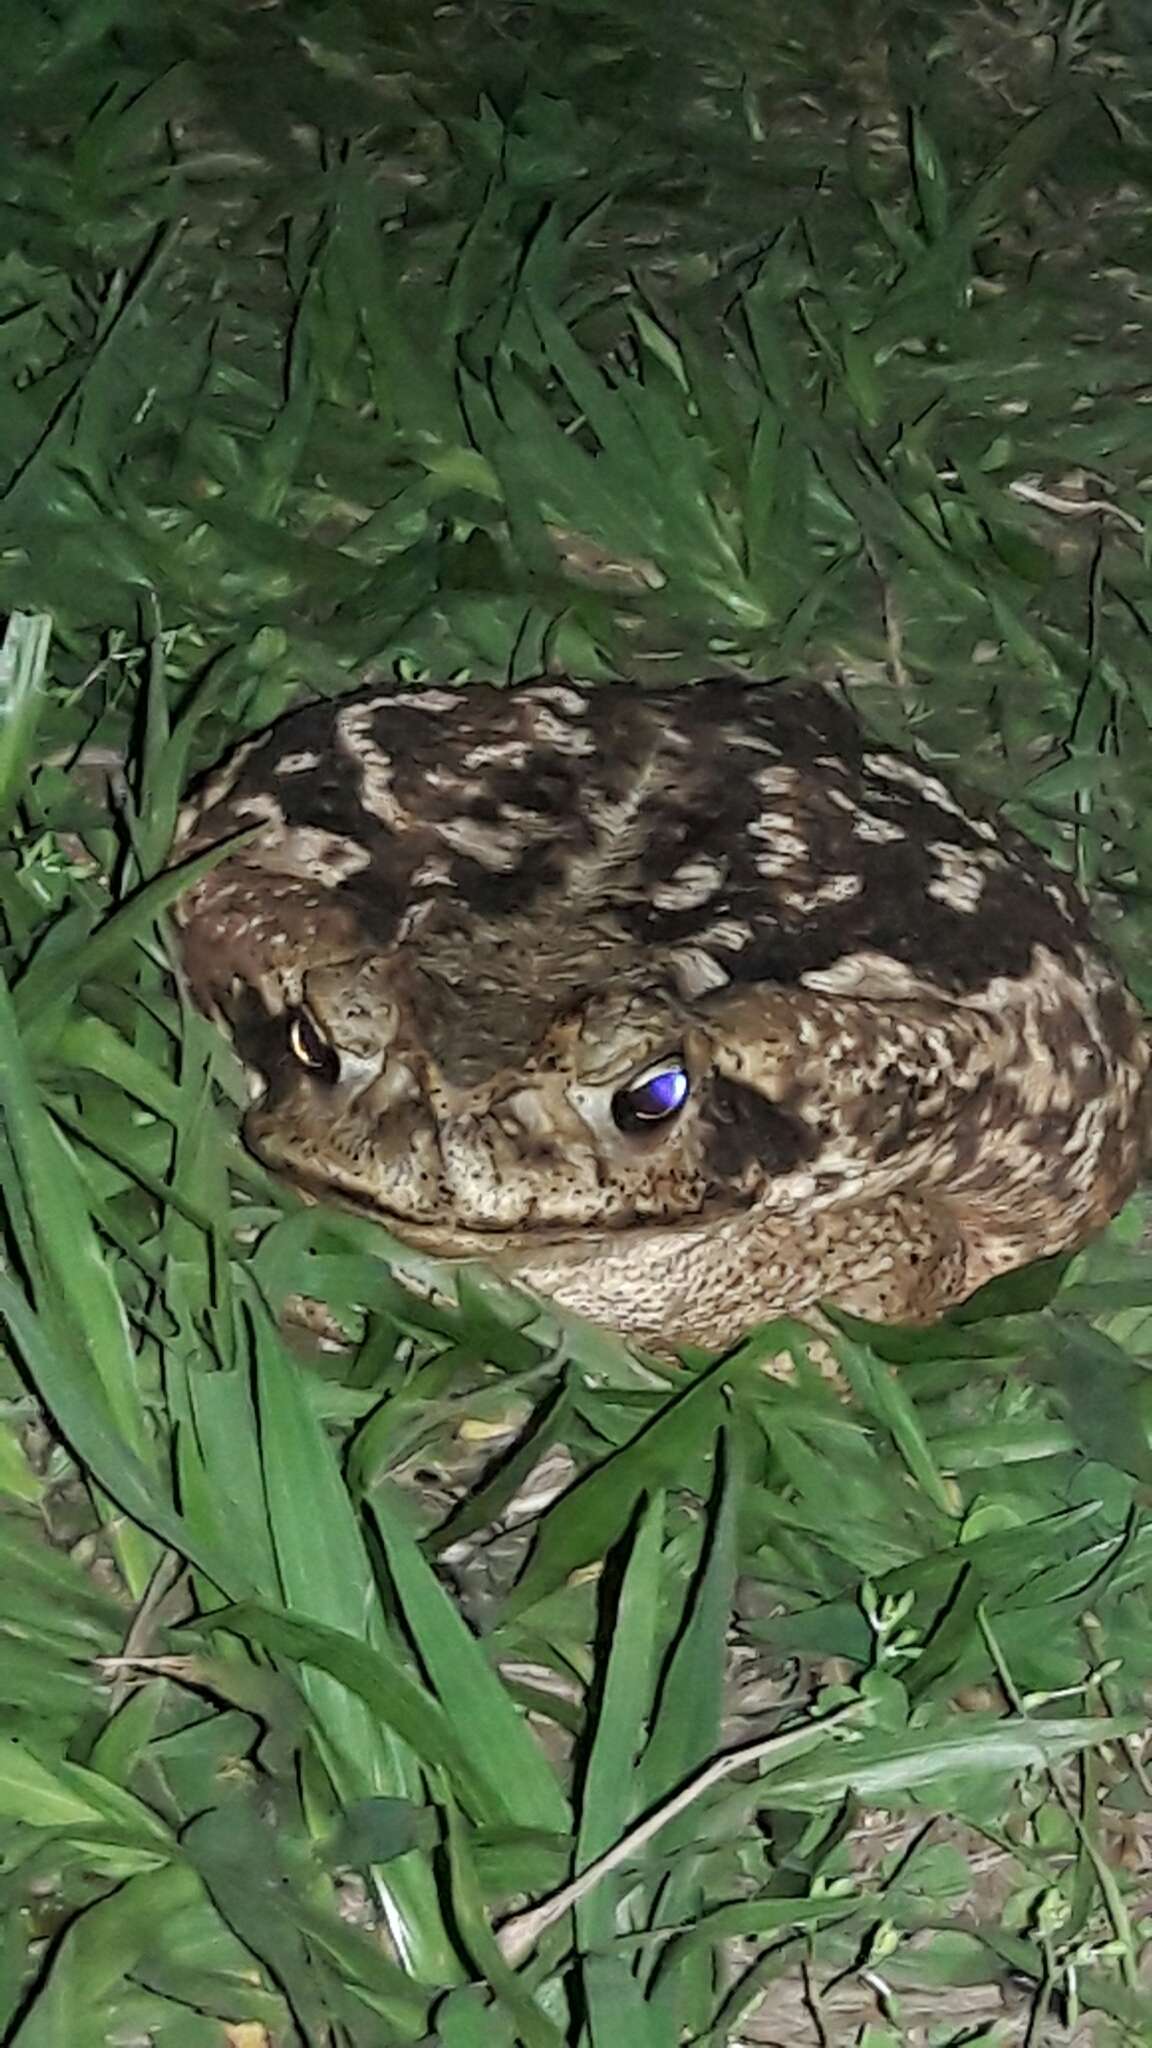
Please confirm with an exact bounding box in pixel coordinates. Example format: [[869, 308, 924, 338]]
[[287, 1010, 340, 1083]]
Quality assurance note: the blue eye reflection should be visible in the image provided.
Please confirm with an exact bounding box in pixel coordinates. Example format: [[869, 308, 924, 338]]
[[613, 1057, 691, 1134]]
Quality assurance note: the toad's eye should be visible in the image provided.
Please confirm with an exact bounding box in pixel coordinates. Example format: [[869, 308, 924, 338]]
[[287, 1009, 340, 1084], [612, 1056, 690, 1134]]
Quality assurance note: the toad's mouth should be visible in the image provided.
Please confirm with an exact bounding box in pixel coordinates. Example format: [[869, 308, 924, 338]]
[[269, 1154, 746, 1259], [351, 1204, 740, 1281]]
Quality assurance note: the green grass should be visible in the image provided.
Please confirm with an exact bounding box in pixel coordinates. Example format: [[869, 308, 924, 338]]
[[2, 1, 1152, 2041]]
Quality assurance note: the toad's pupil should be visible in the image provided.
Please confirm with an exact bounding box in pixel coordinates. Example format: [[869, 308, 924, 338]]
[[614, 1062, 690, 1131], [635, 1068, 689, 1116], [288, 1010, 339, 1082]]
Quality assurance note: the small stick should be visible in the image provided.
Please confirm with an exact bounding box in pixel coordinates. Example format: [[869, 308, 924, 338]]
[[496, 1703, 862, 1965]]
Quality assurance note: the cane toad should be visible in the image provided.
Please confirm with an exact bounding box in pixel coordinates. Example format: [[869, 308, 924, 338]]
[[172, 678, 1149, 1349]]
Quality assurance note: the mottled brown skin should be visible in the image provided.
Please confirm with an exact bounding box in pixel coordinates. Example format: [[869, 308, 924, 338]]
[[171, 678, 1149, 1348]]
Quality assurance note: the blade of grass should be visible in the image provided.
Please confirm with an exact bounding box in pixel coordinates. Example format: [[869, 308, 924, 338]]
[[7, 1864, 205, 2048], [574, 1492, 666, 2038], [196, 1599, 497, 1815], [505, 1321, 808, 1618], [640, 1424, 741, 1816], [368, 1487, 570, 1833], [637, 1428, 742, 2031], [0, 1271, 245, 1595], [725, 1712, 1145, 1816], [0, 611, 52, 831], [13, 833, 257, 1033], [442, 1799, 566, 2048], [248, 1302, 460, 1979]]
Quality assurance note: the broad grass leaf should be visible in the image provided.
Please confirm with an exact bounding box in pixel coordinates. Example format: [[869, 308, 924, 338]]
[[84, 1685, 166, 1793], [1040, 1321, 1152, 1483], [645, 1890, 863, 1969], [442, 1801, 565, 2048], [507, 1322, 806, 1616], [178, 1364, 280, 1605], [575, 1491, 666, 1957], [269, 1897, 433, 2039], [182, 1792, 449, 2034], [908, 110, 951, 243], [247, 1308, 463, 1973], [0, 1269, 239, 1597], [468, 1825, 570, 1898], [743, 1712, 1143, 1815], [13, 836, 256, 1032], [201, 1600, 499, 1820], [638, 1432, 743, 2031], [641, 1427, 740, 1813], [323, 1795, 438, 1868], [754, 1498, 1112, 1665], [582, 1957, 677, 2048], [369, 1488, 570, 1832], [180, 1803, 346, 2043], [867, 94, 1093, 349], [0, 1636, 100, 1737], [50, 1012, 189, 1125], [435, 1987, 518, 2047], [0, 974, 151, 1457], [831, 1335, 958, 1517], [0, 1735, 142, 1831], [0, 1520, 123, 1645], [0, 611, 52, 831], [422, 1373, 576, 1556], [332, 174, 461, 448], [0, 1416, 43, 1504], [6, 1864, 205, 2048]]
